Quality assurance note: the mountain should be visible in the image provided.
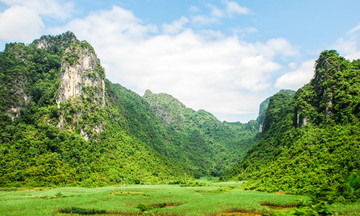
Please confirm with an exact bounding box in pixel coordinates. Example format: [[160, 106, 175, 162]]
[[143, 90, 259, 176], [227, 50, 360, 202], [0, 32, 258, 186], [256, 89, 295, 132], [0, 32, 183, 186]]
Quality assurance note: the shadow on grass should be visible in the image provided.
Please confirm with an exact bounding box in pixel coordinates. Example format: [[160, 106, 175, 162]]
[[215, 208, 262, 216], [57, 203, 183, 215], [57, 207, 140, 215]]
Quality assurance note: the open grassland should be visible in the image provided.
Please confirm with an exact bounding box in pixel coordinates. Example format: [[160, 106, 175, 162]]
[[0, 181, 359, 216]]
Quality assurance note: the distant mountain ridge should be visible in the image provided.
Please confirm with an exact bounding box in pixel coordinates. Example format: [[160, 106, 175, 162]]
[[143, 89, 259, 176]]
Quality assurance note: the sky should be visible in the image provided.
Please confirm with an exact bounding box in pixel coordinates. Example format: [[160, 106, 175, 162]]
[[1, 0, 360, 122]]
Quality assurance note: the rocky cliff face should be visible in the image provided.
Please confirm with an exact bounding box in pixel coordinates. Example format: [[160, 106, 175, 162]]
[[294, 50, 349, 126], [56, 41, 106, 139], [57, 41, 105, 107]]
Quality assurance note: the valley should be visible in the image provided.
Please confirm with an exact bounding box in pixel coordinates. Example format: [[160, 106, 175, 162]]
[[0, 32, 359, 215]]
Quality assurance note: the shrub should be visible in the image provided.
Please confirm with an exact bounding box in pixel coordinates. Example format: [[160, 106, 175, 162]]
[[59, 207, 106, 215], [136, 203, 149, 212]]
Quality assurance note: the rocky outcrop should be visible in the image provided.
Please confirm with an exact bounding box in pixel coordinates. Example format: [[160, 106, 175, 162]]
[[57, 41, 105, 107], [324, 92, 333, 121], [296, 109, 308, 127], [34, 31, 78, 51], [56, 41, 106, 139]]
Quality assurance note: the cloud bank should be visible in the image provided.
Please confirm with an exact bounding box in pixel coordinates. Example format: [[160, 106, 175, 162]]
[[2, 0, 360, 122], [275, 60, 315, 89], [333, 24, 360, 60], [50, 5, 298, 122], [0, 0, 74, 42], [191, 0, 251, 25], [0, 6, 44, 42]]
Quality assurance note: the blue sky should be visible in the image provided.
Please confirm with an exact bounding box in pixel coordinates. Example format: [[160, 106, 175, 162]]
[[1, 0, 360, 122]]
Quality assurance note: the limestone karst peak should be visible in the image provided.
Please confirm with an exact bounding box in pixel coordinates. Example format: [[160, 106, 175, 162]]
[[33, 31, 78, 51]]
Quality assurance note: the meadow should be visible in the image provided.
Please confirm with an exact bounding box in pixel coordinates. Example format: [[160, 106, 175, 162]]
[[0, 180, 359, 216]]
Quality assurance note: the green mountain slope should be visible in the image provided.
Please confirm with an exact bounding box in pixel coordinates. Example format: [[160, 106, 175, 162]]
[[228, 50, 360, 202], [143, 90, 259, 176], [0, 32, 183, 186], [256, 89, 295, 132], [0, 32, 258, 186]]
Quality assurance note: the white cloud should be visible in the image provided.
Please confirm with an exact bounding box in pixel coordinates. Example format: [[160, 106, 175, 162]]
[[232, 27, 258, 39], [333, 24, 360, 60], [189, 6, 200, 13], [288, 62, 297, 69], [51, 6, 157, 43], [348, 24, 360, 35], [233, 27, 258, 34], [223, 0, 251, 16], [162, 17, 189, 34], [52, 6, 297, 122], [0, 6, 44, 42], [191, 0, 251, 25], [209, 4, 225, 18], [209, 1, 251, 18], [198, 29, 225, 40], [256, 38, 298, 58], [275, 23, 360, 95], [192, 14, 219, 25], [275, 60, 315, 90], [0, 0, 74, 20], [0, 0, 75, 45]]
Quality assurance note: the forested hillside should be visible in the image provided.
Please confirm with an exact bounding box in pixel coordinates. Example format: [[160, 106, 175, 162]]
[[256, 89, 295, 132], [227, 50, 360, 202], [144, 90, 258, 177], [0, 32, 186, 186], [0, 32, 257, 186]]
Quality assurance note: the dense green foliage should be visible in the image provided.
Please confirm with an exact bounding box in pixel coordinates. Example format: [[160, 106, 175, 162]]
[[256, 89, 295, 131], [4, 32, 358, 206], [0, 33, 182, 186], [143, 90, 258, 176], [228, 50, 360, 202], [0, 32, 257, 187]]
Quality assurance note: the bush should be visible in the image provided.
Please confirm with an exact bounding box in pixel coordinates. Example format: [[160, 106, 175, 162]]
[[59, 207, 106, 215], [136, 203, 149, 212]]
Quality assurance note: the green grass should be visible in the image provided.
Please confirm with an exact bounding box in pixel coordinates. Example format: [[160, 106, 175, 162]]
[[0, 181, 358, 215]]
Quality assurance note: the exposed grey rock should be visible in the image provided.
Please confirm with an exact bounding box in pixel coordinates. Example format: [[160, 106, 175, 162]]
[[56, 41, 106, 139]]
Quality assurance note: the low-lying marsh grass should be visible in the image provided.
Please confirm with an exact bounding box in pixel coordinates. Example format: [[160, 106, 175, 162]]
[[0, 181, 358, 215]]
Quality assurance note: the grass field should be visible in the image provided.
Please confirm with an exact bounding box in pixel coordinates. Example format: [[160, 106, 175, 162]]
[[0, 180, 359, 215]]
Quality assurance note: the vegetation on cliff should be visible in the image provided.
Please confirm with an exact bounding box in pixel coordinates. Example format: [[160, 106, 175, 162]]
[[143, 90, 258, 177], [228, 50, 360, 202], [0, 32, 257, 186], [1, 32, 359, 205], [0, 32, 182, 186]]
